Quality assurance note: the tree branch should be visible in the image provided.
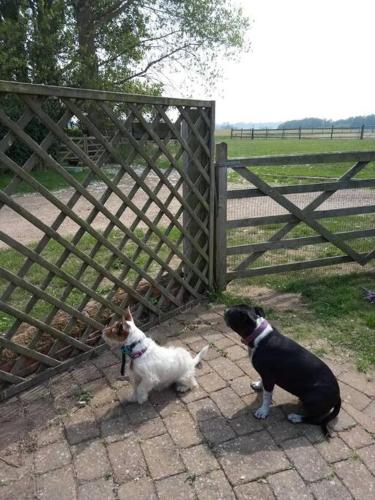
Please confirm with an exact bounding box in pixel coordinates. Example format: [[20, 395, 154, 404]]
[[95, 0, 132, 26], [98, 29, 182, 67], [115, 43, 192, 83]]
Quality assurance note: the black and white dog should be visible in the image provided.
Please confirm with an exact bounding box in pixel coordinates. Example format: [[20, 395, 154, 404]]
[[224, 304, 341, 436]]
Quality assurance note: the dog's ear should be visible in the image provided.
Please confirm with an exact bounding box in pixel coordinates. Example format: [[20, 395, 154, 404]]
[[122, 307, 133, 326], [255, 306, 265, 318]]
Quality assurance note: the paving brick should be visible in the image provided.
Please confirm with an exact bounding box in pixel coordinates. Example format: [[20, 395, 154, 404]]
[[335, 458, 375, 500], [190, 339, 209, 353], [141, 434, 185, 480], [310, 477, 352, 500], [0, 476, 35, 500], [34, 440, 71, 474], [155, 473, 195, 500], [73, 439, 111, 481], [267, 419, 303, 444], [358, 444, 375, 475], [236, 357, 259, 378], [36, 465, 76, 500], [339, 370, 375, 397], [35, 424, 65, 448], [282, 437, 331, 482], [125, 400, 159, 423], [215, 432, 289, 485], [92, 401, 124, 423], [187, 397, 220, 422], [179, 385, 208, 403], [224, 344, 248, 361], [92, 350, 119, 369], [209, 357, 243, 381], [230, 376, 252, 397], [164, 410, 202, 447], [202, 332, 226, 343], [72, 363, 102, 385], [194, 469, 236, 500], [107, 437, 147, 484], [210, 387, 245, 418], [181, 444, 219, 475], [234, 481, 275, 500], [118, 478, 157, 500], [229, 413, 263, 436], [344, 403, 375, 434], [198, 372, 227, 393], [339, 381, 371, 411], [364, 400, 375, 419], [83, 379, 118, 408], [340, 425, 373, 449], [199, 416, 236, 445], [315, 436, 352, 463], [330, 408, 356, 432], [0, 448, 32, 483], [215, 337, 236, 350], [298, 423, 326, 444], [100, 415, 133, 444], [148, 390, 184, 418], [268, 469, 313, 499], [63, 407, 100, 445], [78, 477, 115, 500], [136, 417, 166, 440], [102, 365, 128, 388]]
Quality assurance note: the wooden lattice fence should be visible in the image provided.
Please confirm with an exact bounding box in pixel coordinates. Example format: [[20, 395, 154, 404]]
[[0, 81, 215, 400]]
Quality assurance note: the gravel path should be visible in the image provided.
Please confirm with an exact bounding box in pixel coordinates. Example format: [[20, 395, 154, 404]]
[[0, 173, 373, 249]]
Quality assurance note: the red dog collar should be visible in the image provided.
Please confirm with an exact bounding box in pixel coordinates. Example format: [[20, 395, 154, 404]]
[[241, 319, 270, 347]]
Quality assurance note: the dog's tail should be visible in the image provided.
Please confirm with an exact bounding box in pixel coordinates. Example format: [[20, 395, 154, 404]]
[[193, 345, 209, 367], [303, 397, 341, 438], [320, 397, 341, 437]]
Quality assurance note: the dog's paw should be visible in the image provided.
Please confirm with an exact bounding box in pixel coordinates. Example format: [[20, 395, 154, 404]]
[[251, 380, 263, 392], [254, 406, 269, 419], [288, 413, 304, 423], [176, 384, 190, 393], [125, 392, 138, 403]]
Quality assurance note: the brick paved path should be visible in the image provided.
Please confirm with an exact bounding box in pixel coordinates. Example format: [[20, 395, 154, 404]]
[[1, 304, 374, 500]]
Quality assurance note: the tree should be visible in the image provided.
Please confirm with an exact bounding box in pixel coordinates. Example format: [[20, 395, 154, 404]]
[[0, 0, 249, 94]]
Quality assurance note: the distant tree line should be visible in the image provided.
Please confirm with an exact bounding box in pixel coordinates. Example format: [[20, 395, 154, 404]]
[[278, 115, 375, 129]]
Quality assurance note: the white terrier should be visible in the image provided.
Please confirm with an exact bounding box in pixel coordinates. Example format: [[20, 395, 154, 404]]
[[102, 308, 209, 404]]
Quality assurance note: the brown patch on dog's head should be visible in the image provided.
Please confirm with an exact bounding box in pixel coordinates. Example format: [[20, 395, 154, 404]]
[[102, 307, 133, 347]]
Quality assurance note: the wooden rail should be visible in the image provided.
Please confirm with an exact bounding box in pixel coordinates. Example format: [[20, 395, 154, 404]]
[[215, 143, 375, 286], [230, 126, 375, 140]]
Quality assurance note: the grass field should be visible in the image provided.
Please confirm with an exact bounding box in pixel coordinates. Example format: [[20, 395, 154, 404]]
[[215, 137, 375, 183]]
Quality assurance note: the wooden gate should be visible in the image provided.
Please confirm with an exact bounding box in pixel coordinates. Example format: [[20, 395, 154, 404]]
[[0, 81, 215, 400], [215, 143, 375, 289]]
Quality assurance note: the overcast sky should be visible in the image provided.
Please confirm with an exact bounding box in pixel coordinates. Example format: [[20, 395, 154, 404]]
[[212, 0, 375, 124]]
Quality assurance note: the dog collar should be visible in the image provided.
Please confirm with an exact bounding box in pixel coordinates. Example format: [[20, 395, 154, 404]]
[[120, 341, 148, 375], [241, 319, 270, 347]]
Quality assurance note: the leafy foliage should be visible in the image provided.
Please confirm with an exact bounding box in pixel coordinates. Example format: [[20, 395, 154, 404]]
[[0, 0, 249, 93]]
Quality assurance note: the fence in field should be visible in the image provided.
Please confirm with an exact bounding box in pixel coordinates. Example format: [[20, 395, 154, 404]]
[[0, 80, 215, 400], [231, 126, 375, 140], [215, 143, 375, 290]]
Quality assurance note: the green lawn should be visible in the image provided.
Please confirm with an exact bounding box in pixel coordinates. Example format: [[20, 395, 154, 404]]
[[215, 137, 375, 183], [0, 169, 88, 194]]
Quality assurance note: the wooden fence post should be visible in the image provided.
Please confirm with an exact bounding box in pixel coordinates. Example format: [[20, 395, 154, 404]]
[[230, 128, 233, 139], [298, 127, 302, 140], [214, 142, 228, 293], [251, 128, 254, 140], [181, 109, 211, 293], [360, 125, 365, 140], [331, 125, 334, 139]]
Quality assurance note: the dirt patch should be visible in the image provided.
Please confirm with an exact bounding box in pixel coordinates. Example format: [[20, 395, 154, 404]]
[[226, 284, 305, 312]]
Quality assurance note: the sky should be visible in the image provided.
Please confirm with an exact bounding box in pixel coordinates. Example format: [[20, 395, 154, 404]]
[[210, 0, 375, 124]]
